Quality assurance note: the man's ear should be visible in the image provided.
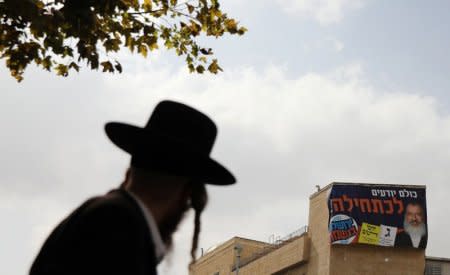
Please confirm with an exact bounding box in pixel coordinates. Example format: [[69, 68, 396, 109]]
[[190, 184, 208, 211], [182, 182, 194, 201]]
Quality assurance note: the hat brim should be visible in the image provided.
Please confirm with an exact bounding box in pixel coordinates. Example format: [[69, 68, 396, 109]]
[[105, 122, 236, 185]]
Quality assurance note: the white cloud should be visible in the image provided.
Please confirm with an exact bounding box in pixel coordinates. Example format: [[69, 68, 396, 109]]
[[3, 61, 450, 274], [331, 37, 345, 52], [0, 194, 72, 275], [301, 37, 345, 54], [278, 0, 366, 25]]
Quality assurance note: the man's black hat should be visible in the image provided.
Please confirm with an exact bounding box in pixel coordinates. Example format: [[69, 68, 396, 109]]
[[105, 100, 236, 185]]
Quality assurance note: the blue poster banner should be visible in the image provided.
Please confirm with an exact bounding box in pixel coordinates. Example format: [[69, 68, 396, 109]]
[[328, 183, 427, 249]]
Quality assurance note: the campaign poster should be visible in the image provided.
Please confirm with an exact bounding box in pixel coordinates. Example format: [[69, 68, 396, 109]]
[[328, 183, 427, 249]]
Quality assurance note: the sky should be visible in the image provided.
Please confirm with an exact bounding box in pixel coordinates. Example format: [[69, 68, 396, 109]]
[[2, 0, 450, 274]]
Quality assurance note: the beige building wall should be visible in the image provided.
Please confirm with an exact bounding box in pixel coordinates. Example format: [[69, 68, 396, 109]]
[[306, 186, 332, 275], [190, 235, 310, 275], [277, 264, 308, 275], [238, 236, 310, 275], [189, 237, 270, 275], [330, 245, 425, 275]]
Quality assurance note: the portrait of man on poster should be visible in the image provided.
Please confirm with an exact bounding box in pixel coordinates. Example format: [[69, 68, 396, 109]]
[[395, 201, 427, 249]]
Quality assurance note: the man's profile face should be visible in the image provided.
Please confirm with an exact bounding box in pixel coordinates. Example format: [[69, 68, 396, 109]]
[[158, 178, 193, 249], [405, 204, 424, 227]]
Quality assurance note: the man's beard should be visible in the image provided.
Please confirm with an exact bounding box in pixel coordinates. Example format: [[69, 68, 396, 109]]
[[404, 220, 426, 240], [159, 202, 190, 251]]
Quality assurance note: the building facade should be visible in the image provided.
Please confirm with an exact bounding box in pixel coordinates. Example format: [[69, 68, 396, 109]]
[[190, 183, 449, 275]]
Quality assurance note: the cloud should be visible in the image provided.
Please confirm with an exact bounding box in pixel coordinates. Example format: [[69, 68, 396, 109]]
[[3, 61, 450, 274], [330, 37, 345, 52], [278, 0, 367, 25], [301, 36, 346, 55], [0, 193, 72, 275]]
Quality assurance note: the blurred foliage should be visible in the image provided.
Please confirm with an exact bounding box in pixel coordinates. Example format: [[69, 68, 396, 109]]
[[0, 0, 247, 81]]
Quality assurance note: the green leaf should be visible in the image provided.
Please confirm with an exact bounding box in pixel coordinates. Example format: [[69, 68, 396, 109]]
[[42, 56, 52, 71], [68, 62, 80, 72], [188, 63, 195, 73], [208, 59, 222, 74], [186, 4, 195, 14], [63, 47, 74, 57], [36, 1, 45, 9], [238, 27, 248, 35], [101, 61, 114, 72], [196, 65, 205, 73], [189, 22, 201, 36], [200, 48, 212, 55], [114, 61, 122, 73], [145, 36, 159, 50], [164, 39, 174, 49], [139, 44, 148, 58], [143, 0, 152, 11], [126, 36, 135, 52], [224, 19, 238, 34], [55, 64, 69, 77], [186, 55, 193, 64]]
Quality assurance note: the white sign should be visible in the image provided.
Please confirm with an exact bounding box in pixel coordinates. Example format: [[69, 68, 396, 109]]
[[379, 224, 397, 246]]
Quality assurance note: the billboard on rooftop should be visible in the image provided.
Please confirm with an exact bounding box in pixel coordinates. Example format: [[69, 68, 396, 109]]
[[328, 183, 427, 249]]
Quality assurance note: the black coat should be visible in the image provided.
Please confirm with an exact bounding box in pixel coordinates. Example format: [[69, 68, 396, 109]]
[[394, 231, 427, 249], [30, 189, 157, 275]]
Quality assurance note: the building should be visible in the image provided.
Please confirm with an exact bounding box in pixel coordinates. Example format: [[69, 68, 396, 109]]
[[190, 182, 449, 275], [425, 257, 450, 275]]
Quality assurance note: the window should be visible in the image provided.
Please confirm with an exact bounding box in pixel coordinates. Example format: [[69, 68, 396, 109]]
[[425, 262, 442, 275]]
